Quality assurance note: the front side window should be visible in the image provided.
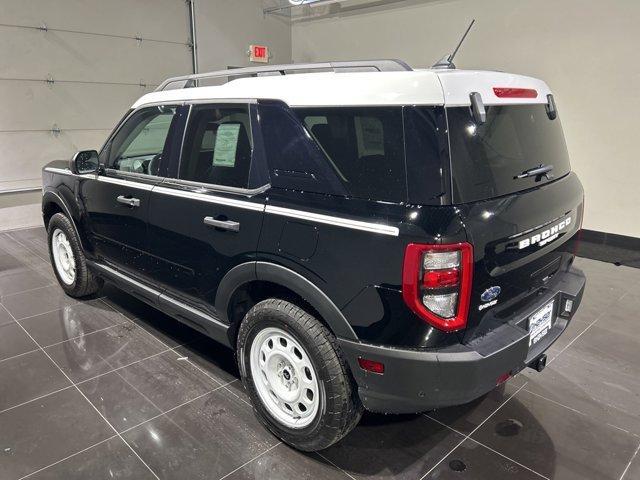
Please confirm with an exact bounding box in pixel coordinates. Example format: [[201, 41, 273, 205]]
[[178, 104, 253, 188], [295, 107, 407, 203], [107, 105, 178, 175]]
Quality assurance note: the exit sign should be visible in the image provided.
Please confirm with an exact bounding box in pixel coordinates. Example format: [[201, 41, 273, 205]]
[[249, 44, 269, 63]]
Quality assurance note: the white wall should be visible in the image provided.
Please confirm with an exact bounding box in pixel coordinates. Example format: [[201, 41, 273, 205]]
[[0, 0, 292, 231], [0, 0, 192, 193], [0, 0, 193, 230], [292, 0, 640, 238], [194, 0, 292, 72]]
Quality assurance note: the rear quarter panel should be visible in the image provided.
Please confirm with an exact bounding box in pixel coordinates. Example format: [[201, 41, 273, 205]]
[[258, 189, 467, 347]]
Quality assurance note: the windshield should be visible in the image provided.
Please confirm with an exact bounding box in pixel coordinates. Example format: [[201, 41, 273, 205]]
[[447, 104, 571, 203]]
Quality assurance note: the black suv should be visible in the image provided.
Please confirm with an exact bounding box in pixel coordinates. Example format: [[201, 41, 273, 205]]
[[42, 60, 586, 451]]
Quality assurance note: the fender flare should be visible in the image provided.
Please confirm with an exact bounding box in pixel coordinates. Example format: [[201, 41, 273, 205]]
[[41, 189, 91, 251], [215, 261, 358, 341], [214, 262, 258, 318]]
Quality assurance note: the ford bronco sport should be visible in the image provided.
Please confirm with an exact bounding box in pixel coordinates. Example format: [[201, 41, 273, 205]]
[[42, 59, 586, 451]]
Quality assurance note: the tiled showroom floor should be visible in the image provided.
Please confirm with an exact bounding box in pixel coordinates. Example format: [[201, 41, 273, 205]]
[[1, 226, 639, 480]]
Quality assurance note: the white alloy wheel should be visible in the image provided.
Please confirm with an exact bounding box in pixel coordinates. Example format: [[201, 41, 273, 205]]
[[51, 228, 76, 285], [249, 327, 320, 429]]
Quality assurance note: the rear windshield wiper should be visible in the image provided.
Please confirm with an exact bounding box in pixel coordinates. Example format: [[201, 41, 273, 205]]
[[514, 164, 554, 180]]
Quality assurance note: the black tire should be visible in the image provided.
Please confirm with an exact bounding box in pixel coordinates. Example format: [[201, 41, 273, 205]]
[[237, 298, 363, 451], [47, 213, 103, 298]]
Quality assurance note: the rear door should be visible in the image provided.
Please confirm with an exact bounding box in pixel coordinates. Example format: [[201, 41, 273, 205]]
[[146, 101, 267, 315], [83, 105, 181, 275], [445, 103, 584, 339]]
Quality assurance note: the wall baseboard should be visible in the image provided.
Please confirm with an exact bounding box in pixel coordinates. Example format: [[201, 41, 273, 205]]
[[575, 229, 640, 268]]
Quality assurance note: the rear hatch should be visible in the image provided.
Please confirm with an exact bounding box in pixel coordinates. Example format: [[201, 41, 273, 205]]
[[438, 72, 584, 341]]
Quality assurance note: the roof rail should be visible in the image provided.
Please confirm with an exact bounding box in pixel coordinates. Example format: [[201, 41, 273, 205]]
[[155, 59, 412, 91]]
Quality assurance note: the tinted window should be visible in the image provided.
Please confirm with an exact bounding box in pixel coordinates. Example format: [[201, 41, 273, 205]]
[[258, 102, 347, 196], [448, 105, 571, 203], [296, 107, 406, 202], [403, 107, 448, 205], [108, 105, 177, 175], [179, 105, 253, 188]]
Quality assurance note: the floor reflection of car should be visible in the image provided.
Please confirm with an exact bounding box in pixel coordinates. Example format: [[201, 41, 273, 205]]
[[60, 303, 130, 388]]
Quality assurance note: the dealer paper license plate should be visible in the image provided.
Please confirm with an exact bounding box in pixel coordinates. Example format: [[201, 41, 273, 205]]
[[529, 300, 554, 347]]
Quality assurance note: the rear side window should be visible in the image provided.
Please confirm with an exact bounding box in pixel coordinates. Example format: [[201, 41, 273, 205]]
[[178, 104, 253, 188], [448, 104, 571, 203], [258, 102, 347, 196], [295, 107, 406, 202], [403, 107, 448, 205]]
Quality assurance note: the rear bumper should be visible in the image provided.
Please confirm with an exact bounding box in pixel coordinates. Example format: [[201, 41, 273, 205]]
[[338, 266, 586, 414]]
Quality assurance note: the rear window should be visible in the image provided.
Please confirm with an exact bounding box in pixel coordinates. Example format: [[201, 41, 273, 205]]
[[295, 107, 406, 203], [447, 104, 571, 203]]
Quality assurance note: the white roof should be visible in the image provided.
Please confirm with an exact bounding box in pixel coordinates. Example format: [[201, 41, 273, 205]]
[[133, 69, 552, 109]]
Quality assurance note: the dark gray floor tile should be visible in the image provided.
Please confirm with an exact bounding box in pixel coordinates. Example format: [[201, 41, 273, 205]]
[[567, 322, 640, 378], [0, 252, 33, 278], [77, 370, 163, 432], [0, 235, 50, 271], [622, 445, 640, 480], [0, 322, 37, 361], [0, 350, 71, 411], [576, 263, 632, 307], [0, 387, 114, 479], [18, 299, 129, 347], [424, 438, 545, 479], [471, 388, 639, 480], [427, 377, 525, 436], [101, 284, 203, 348], [31, 262, 57, 283], [599, 292, 640, 340], [222, 377, 253, 406], [225, 443, 350, 480], [173, 336, 242, 386], [0, 268, 52, 297], [566, 298, 602, 325], [545, 316, 592, 359], [44, 323, 165, 383], [6, 229, 49, 259], [319, 413, 464, 479], [116, 349, 220, 412], [24, 436, 157, 480], [7, 227, 46, 243], [526, 339, 640, 435], [0, 304, 12, 326], [1, 284, 77, 320], [122, 388, 277, 480], [525, 372, 640, 438]]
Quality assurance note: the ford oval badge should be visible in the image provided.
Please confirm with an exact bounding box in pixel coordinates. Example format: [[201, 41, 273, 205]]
[[481, 286, 501, 302]]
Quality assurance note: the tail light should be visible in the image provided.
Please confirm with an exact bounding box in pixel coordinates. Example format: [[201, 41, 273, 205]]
[[402, 243, 473, 332]]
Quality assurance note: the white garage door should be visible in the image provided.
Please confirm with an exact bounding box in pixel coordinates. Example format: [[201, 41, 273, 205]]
[[0, 0, 193, 193]]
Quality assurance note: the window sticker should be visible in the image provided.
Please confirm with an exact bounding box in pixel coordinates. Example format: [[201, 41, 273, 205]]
[[213, 123, 241, 167], [354, 116, 385, 157]]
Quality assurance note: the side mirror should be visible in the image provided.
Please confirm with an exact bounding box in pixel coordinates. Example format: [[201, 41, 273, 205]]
[[70, 150, 99, 174]]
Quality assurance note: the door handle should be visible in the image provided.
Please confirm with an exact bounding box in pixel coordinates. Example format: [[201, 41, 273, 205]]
[[203, 216, 240, 232], [117, 195, 140, 208]]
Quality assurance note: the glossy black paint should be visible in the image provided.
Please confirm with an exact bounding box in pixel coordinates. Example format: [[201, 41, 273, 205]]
[[42, 98, 585, 355], [82, 171, 160, 274], [459, 172, 584, 341], [146, 181, 266, 315]]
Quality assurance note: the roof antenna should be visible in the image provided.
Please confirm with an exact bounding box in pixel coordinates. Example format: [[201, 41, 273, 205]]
[[432, 19, 475, 69]]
